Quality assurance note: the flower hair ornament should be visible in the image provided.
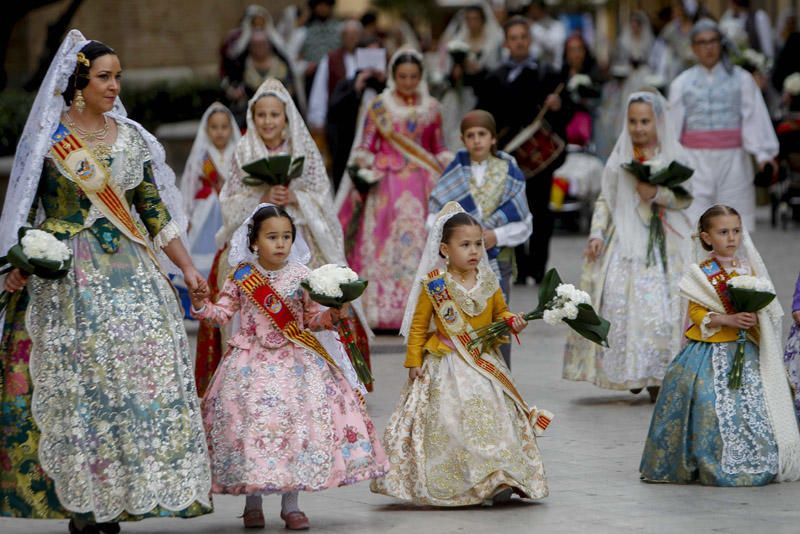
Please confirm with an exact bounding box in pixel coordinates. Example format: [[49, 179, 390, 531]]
[[228, 202, 312, 267]]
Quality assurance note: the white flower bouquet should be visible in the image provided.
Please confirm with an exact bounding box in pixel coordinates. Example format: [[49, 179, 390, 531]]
[[302, 264, 372, 385], [725, 275, 776, 389], [567, 74, 592, 92], [447, 39, 470, 64], [738, 48, 771, 73], [468, 268, 610, 353], [347, 164, 381, 193], [784, 72, 800, 96], [1, 227, 72, 313]]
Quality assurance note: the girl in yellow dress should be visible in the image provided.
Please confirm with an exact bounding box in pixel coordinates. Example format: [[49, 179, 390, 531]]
[[371, 202, 549, 506]]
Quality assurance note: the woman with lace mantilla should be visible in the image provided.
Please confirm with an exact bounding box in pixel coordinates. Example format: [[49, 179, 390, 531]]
[[0, 31, 212, 532]]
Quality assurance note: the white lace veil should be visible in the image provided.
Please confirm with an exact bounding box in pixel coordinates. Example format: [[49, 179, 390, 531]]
[[0, 29, 189, 274], [603, 90, 692, 262], [437, 1, 504, 73], [228, 202, 311, 267], [399, 201, 493, 339], [180, 102, 241, 214]]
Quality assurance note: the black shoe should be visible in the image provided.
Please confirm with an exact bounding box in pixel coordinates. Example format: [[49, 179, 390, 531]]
[[647, 386, 660, 403], [629, 388, 643, 395]]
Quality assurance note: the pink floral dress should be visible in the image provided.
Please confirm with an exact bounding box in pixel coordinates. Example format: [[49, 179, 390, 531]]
[[195, 261, 387, 494]]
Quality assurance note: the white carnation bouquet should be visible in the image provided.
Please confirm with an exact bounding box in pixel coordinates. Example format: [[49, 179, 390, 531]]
[[567, 73, 592, 92], [347, 164, 382, 192], [468, 268, 610, 353], [1, 227, 73, 313], [302, 264, 372, 385], [724, 275, 776, 389], [784, 72, 800, 96]]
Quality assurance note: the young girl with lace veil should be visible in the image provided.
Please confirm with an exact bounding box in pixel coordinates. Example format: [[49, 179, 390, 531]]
[[174, 102, 240, 318], [190, 204, 386, 530], [371, 202, 548, 506], [640, 205, 800, 486], [562, 90, 693, 401], [195, 77, 371, 397], [0, 30, 212, 532]]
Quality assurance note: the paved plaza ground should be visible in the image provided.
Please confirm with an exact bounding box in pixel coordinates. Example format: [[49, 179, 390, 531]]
[[2, 209, 799, 534]]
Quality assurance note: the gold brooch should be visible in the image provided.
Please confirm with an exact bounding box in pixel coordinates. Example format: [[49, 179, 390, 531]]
[[76, 52, 90, 68]]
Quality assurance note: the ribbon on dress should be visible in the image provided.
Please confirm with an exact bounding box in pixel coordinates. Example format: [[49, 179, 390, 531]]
[[232, 262, 341, 373], [422, 269, 552, 435], [369, 96, 443, 177], [49, 122, 149, 248]]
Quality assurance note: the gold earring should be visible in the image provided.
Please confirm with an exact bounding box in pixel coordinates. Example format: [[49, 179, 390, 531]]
[[445, 256, 450, 266], [74, 90, 86, 113]]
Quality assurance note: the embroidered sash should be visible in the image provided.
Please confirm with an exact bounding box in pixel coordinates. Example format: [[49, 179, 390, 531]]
[[699, 258, 735, 314], [232, 263, 341, 373], [196, 154, 221, 199], [49, 123, 149, 248], [422, 269, 552, 434], [369, 97, 443, 177]]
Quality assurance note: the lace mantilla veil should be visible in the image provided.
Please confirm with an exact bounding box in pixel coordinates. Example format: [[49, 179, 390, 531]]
[[0, 29, 189, 273], [228, 202, 312, 267], [399, 201, 494, 339]]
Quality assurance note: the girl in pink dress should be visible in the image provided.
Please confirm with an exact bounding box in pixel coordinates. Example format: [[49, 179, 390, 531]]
[[336, 48, 453, 329], [190, 204, 387, 530]]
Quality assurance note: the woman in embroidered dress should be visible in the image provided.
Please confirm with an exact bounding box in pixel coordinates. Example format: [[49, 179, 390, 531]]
[[0, 31, 212, 532], [371, 202, 548, 506], [562, 91, 693, 400], [337, 48, 453, 330], [191, 204, 386, 530], [174, 102, 240, 318], [428, 110, 532, 367], [783, 272, 800, 422], [640, 205, 800, 486], [196, 77, 370, 397]]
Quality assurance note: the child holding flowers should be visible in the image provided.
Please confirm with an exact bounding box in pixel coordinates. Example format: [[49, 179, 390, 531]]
[[563, 90, 693, 400], [640, 205, 800, 486], [372, 202, 548, 506], [190, 204, 387, 530]]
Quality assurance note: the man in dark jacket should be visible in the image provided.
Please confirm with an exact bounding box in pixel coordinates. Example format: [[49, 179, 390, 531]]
[[476, 15, 571, 284]]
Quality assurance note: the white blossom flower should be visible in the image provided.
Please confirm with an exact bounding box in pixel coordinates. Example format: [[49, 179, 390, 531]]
[[21, 229, 71, 263], [784, 73, 800, 96], [742, 48, 769, 73], [728, 275, 774, 293], [567, 74, 592, 92], [305, 264, 359, 298], [643, 159, 668, 175], [543, 309, 562, 326], [562, 302, 579, 321], [447, 39, 470, 54], [357, 168, 379, 184]]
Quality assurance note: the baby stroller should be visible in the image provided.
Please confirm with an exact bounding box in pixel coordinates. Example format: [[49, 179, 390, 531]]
[[774, 117, 800, 228]]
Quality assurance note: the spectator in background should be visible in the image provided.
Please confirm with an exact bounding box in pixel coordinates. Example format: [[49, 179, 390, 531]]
[[308, 20, 362, 143], [292, 0, 342, 98], [720, 0, 775, 60], [526, 0, 566, 70], [327, 35, 387, 190], [772, 9, 800, 97]]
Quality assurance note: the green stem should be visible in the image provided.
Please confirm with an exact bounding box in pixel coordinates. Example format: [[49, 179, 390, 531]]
[[727, 329, 747, 389]]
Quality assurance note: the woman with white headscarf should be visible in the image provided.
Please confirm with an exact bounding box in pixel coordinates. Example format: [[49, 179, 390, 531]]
[[563, 90, 693, 399], [337, 48, 453, 330], [195, 77, 371, 396], [174, 102, 240, 318], [0, 30, 211, 531]]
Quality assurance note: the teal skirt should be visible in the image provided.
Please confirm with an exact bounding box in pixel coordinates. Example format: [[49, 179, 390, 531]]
[[640, 339, 778, 486]]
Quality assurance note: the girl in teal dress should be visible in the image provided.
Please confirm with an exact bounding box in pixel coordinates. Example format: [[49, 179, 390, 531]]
[[640, 205, 800, 486]]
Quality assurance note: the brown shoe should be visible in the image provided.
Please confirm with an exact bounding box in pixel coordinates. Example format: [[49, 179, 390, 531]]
[[281, 510, 310, 530], [242, 508, 265, 529]]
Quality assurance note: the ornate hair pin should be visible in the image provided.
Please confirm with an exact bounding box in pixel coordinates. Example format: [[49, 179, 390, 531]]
[[76, 52, 90, 68]]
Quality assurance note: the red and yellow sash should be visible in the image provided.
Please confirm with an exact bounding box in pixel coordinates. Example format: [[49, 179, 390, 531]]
[[232, 263, 340, 373], [699, 258, 735, 314], [369, 96, 443, 177], [49, 122, 149, 248], [196, 154, 221, 199], [422, 269, 552, 434]]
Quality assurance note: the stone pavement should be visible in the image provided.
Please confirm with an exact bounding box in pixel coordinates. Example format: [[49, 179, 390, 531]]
[[2, 209, 799, 534]]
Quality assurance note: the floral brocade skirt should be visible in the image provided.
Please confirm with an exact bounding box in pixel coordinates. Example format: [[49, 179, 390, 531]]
[[2, 232, 213, 522], [784, 323, 800, 424], [372, 350, 548, 506], [640, 340, 778, 486], [201, 342, 387, 495]]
